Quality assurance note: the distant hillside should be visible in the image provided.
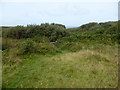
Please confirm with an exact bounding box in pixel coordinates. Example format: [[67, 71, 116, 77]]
[[2, 21, 119, 43]]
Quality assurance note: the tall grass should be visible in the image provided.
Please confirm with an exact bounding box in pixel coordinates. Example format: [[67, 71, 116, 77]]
[[3, 43, 118, 88]]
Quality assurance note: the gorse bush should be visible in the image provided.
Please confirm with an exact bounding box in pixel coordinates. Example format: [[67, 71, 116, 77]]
[[2, 26, 26, 39], [2, 23, 68, 41], [2, 21, 119, 56], [19, 39, 36, 54], [19, 39, 60, 55]]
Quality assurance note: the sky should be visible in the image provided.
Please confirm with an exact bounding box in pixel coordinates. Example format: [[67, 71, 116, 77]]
[[0, 0, 119, 28]]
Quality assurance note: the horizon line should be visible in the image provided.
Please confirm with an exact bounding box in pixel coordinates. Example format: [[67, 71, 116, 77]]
[[0, 20, 118, 28]]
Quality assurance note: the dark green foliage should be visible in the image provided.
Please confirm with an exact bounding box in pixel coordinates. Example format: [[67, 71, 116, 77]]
[[104, 25, 117, 34], [3, 26, 26, 39], [99, 22, 112, 28], [80, 22, 98, 30], [50, 29, 68, 42], [51, 23, 66, 28], [2, 21, 119, 55], [39, 23, 67, 41], [33, 36, 50, 43], [2, 23, 68, 41]]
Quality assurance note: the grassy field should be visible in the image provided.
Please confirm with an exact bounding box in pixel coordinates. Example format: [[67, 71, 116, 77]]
[[2, 21, 119, 88], [3, 42, 118, 88]]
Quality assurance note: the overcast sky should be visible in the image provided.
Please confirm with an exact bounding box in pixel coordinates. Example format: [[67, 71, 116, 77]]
[[0, 0, 119, 27]]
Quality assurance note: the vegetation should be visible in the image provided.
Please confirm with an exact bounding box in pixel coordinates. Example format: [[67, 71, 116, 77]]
[[2, 21, 119, 88]]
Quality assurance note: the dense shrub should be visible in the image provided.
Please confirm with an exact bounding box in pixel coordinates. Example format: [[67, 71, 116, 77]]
[[104, 25, 118, 35], [2, 21, 119, 56], [2, 26, 26, 39], [2, 23, 68, 41], [19, 39, 36, 54], [19, 39, 60, 55], [33, 36, 50, 43], [80, 22, 98, 30]]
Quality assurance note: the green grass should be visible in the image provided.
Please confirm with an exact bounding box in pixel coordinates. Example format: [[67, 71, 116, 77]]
[[3, 44, 118, 88], [2, 21, 119, 88]]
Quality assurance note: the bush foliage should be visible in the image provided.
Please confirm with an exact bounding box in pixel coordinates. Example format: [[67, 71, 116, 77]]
[[2, 21, 119, 55], [2, 23, 68, 42], [19, 39, 35, 54]]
